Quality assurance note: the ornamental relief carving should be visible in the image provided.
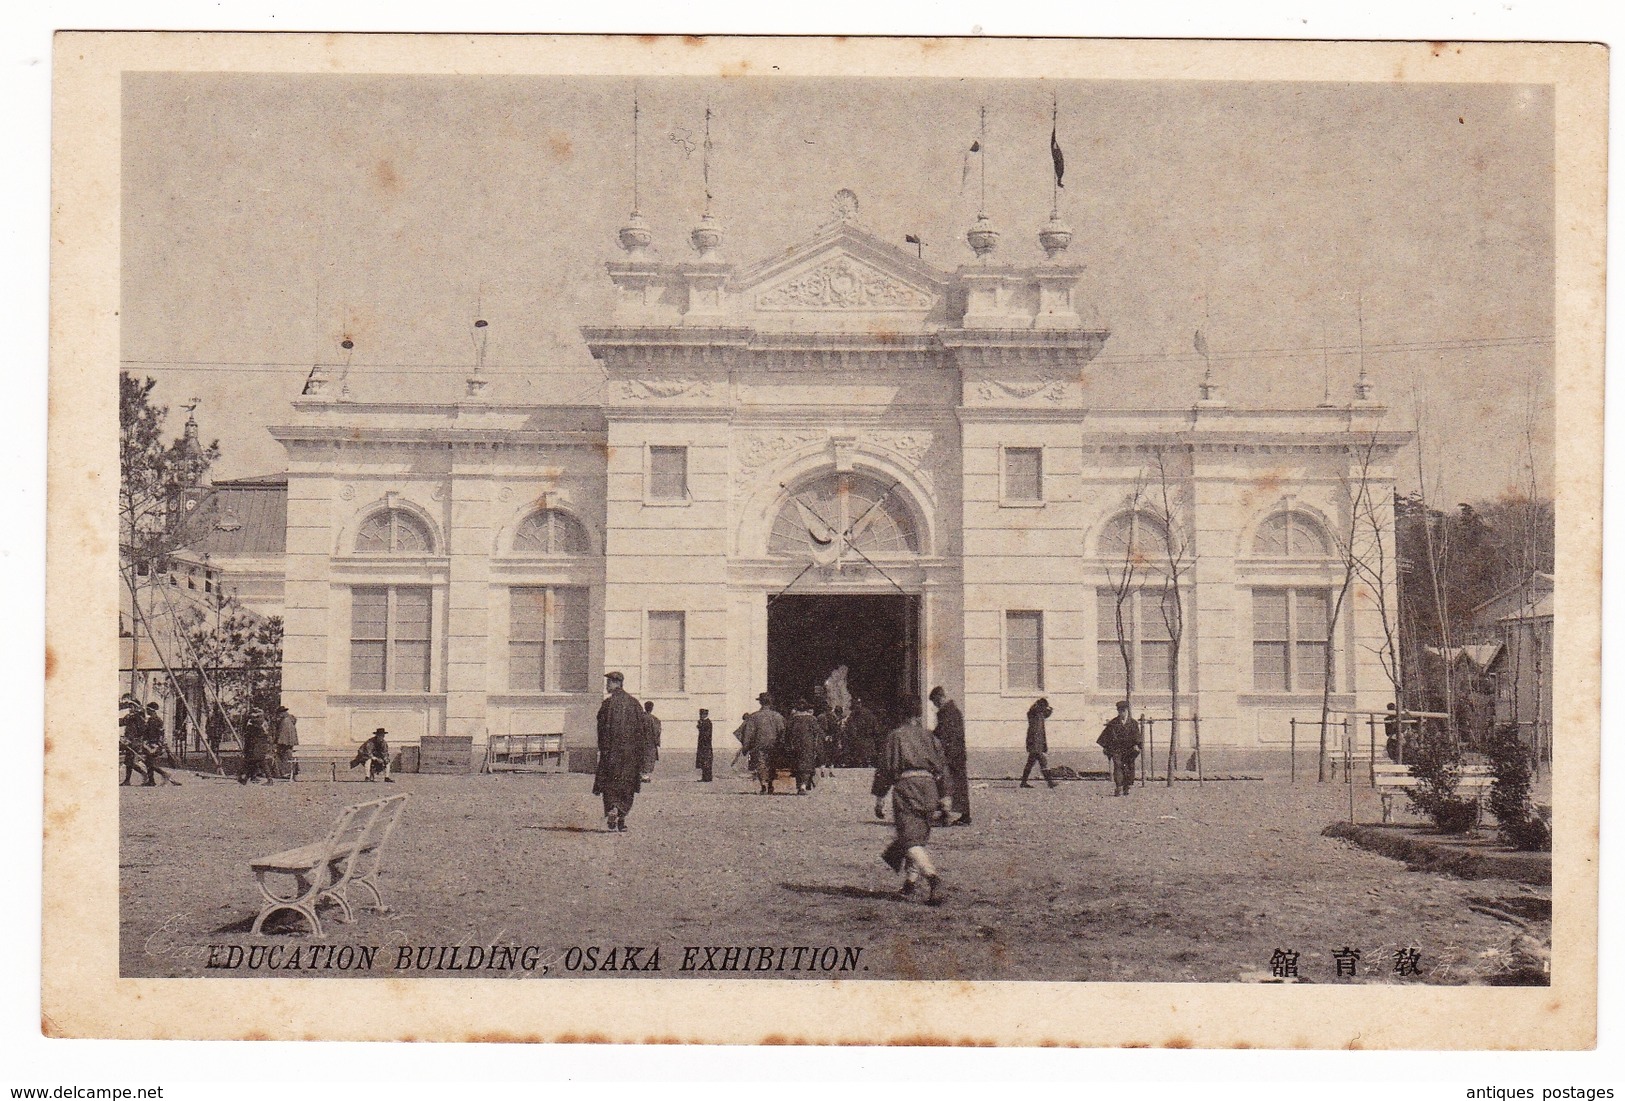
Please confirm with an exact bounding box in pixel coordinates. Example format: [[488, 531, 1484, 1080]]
[[618, 378, 718, 401], [867, 431, 932, 465], [733, 430, 826, 494], [975, 377, 1069, 403], [756, 258, 934, 311]]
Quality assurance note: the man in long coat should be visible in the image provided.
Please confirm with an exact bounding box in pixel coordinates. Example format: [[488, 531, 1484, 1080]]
[[640, 700, 662, 782], [272, 705, 299, 780], [929, 686, 970, 826], [844, 697, 880, 769], [595, 672, 645, 831], [788, 701, 822, 795], [1097, 700, 1142, 796], [739, 693, 785, 794], [694, 708, 714, 782]]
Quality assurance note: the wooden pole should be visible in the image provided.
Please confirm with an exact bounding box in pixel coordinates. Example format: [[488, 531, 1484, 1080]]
[[1346, 716, 1355, 825], [1290, 717, 1297, 784]]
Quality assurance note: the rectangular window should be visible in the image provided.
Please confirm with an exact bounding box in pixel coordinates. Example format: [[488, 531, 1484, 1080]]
[[1097, 588, 1180, 691], [1003, 447, 1043, 502], [647, 611, 686, 693], [1005, 610, 1044, 691], [1252, 588, 1333, 692], [649, 446, 689, 500], [350, 585, 432, 693], [508, 586, 591, 693]]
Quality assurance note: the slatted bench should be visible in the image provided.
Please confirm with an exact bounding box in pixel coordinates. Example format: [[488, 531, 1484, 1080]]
[[1372, 762, 1494, 824], [483, 733, 565, 773], [287, 747, 366, 781], [248, 793, 409, 936]]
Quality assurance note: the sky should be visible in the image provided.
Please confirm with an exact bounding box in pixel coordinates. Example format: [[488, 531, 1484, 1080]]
[[121, 73, 1555, 502]]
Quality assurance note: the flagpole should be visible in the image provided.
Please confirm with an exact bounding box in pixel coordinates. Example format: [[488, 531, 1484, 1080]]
[[632, 90, 640, 213], [703, 102, 713, 215], [1051, 93, 1059, 216], [979, 104, 987, 215]]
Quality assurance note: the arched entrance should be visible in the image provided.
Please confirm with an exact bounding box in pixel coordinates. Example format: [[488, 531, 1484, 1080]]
[[763, 470, 924, 724]]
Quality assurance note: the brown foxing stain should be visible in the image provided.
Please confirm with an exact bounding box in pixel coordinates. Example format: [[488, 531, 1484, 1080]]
[[373, 158, 401, 194], [682, 36, 705, 48], [720, 60, 752, 78], [464, 1031, 544, 1043], [44, 644, 56, 680], [554, 1032, 612, 1044], [1164, 1036, 1192, 1049], [47, 802, 77, 830], [547, 133, 574, 162], [241, 1030, 271, 1041]]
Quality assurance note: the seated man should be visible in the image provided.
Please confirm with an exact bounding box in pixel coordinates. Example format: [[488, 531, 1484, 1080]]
[[353, 727, 394, 782]]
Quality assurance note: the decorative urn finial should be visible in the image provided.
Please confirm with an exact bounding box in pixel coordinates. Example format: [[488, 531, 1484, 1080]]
[[966, 213, 1000, 259], [1038, 211, 1073, 259], [690, 212, 724, 257], [617, 211, 653, 255]]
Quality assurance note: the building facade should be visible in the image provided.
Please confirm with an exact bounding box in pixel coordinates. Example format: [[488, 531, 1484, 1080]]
[[268, 197, 1409, 760]]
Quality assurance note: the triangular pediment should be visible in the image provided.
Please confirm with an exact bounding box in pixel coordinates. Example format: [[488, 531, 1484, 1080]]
[[736, 221, 946, 314]]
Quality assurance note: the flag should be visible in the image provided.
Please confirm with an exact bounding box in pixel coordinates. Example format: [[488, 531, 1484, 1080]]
[[904, 234, 922, 245], [1194, 330, 1209, 358], [961, 139, 981, 191], [1051, 124, 1065, 189]]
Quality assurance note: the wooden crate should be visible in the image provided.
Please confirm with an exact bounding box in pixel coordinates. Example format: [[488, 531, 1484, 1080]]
[[416, 735, 473, 775]]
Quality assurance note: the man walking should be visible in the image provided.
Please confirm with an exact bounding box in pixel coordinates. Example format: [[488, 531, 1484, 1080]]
[[237, 709, 272, 785], [640, 700, 662, 783], [120, 697, 150, 786], [845, 697, 879, 768], [739, 693, 785, 794], [695, 708, 714, 782], [872, 696, 952, 905], [928, 686, 970, 826], [595, 672, 644, 831], [788, 700, 821, 795], [1020, 697, 1060, 788], [1097, 700, 1142, 796], [138, 703, 181, 786], [272, 704, 299, 780]]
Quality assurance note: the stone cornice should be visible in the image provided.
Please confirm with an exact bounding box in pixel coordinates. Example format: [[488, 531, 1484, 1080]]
[[270, 426, 606, 448]]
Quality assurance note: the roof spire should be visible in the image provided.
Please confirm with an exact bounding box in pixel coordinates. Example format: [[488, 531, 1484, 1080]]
[[617, 91, 653, 255], [689, 102, 724, 257]]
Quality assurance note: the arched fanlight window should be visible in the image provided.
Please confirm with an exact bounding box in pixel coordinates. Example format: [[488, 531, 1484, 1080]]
[[355, 508, 433, 555], [768, 471, 921, 557], [1253, 510, 1332, 557], [513, 508, 591, 556], [1098, 510, 1171, 563]]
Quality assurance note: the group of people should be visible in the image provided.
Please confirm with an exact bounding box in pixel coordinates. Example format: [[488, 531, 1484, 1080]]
[[729, 693, 890, 797], [119, 696, 180, 787], [236, 705, 301, 784]]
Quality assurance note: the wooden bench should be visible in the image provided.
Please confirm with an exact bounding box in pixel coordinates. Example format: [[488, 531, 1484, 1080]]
[[287, 747, 370, 781], [1372, 762, 1494, 824], [248, 794, 409, 935], [483, 733, 565, 773]]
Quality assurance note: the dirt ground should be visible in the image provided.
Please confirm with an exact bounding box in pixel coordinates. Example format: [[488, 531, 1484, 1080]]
[[121, 757, 1551, 984]]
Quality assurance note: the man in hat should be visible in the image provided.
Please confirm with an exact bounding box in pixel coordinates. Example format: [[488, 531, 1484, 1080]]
[[1097, 701, 1142, 796], [788, 700, 821, 795], [137, 703, 181, 786], [594, 672, 644, 831], [120, 696, 150, 786], [872, 696, 952, 905], [354, 726, 393, 782], [694, 708, 714, 782], [238, 709, 273, 785], [271, 704, 299, 780], [928, 686, 970, 825], [738, 692, 785, 794]]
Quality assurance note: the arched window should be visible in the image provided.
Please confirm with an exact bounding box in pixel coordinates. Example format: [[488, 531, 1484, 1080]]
[[355, 508, 433, 555], [768, 472, 920, 557], [1253, 510, 1332, 557], [1098, 510, 1171, 563], [513, 508, 591, 556]]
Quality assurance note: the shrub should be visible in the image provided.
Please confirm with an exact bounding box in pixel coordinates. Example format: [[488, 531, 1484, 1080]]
[[1406, 723, 1478, 834], [1485, 723, 1553, 852]]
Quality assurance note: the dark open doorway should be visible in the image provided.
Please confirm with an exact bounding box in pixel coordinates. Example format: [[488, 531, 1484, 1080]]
[[766, 594, 919, 723]]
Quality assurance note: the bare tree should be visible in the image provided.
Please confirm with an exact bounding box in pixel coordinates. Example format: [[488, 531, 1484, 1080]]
[[1411, 377, 1457, 736], [1104, 472, 1150, 719], [1346, 434, 1406, 718], [1318, 435, 1384, 781], [1149, 446, 1195, 786]]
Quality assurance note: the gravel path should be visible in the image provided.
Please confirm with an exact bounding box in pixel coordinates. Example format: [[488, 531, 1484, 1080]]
[[121, 763, 1550, 983]]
